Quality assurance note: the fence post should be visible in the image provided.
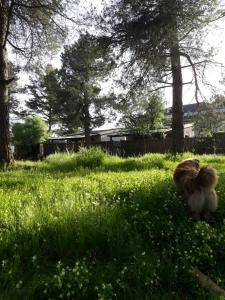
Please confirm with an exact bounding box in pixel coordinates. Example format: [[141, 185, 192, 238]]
[[212, 138, 216, 154]]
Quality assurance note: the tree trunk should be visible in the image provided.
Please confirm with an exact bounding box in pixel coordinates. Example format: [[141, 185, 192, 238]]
[[170, 43, 184, 154], [83, 103, 91, 147], [48, 123, 52, 132], [48, 109, 52, 132], [192, 268, 225, 297], [0, 3, 12, 167]]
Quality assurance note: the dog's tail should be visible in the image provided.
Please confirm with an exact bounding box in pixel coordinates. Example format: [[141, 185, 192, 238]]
[[197, 166, 218, 188]]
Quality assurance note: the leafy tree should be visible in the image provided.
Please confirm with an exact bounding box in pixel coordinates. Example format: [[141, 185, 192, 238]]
[[24, 65, 59, 132], [120, 93, 165, 135], [12, 116, 49, 146], [0, 0, 77, 167], [12, 116, 49, 159], [194, 95, 225, 137], [96, 0, 223, 153], [57, 33, 115, 145]]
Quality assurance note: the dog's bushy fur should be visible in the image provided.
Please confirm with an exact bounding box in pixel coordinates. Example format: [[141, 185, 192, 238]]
[[173, 159, 218, 221]]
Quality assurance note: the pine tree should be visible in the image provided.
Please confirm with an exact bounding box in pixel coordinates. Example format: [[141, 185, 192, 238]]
[[58, 33, 115, 145], [25, 65, 59, 132], [0, 0, 77, 167], [96, 0, 223, 153]]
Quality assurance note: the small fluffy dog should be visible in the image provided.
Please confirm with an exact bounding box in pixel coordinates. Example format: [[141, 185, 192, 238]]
[[173, 159, 218, 221]]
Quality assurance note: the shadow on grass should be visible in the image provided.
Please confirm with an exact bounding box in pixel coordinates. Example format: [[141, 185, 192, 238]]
[[0, 171, 53, 191], [0, 175, 224, 299], [0, 180, 184, 273], [0, 179, 188, 270], [0, 178, 27, 190], [1, 150, 225, 299]]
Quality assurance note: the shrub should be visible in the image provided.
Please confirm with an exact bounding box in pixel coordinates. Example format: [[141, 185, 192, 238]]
[[75, 147, 106, 168], [45, 152, 77, 171], [12, 117, 49, 146], [45, 147, 106, 170], [12, 117, 49, 159]]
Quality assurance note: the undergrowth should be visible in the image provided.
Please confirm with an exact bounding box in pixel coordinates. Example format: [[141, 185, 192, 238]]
[[0, 148, 225, 299]]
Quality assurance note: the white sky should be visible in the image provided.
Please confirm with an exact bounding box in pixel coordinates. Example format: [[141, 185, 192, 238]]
[[15, 0, 225, 112]]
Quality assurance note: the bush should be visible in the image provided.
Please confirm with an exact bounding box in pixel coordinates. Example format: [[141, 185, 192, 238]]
[[45, 147, 106, 170], [75, 147, 106, 168], [45, 152, 77, 171], [12, 117, 49, 159], [12, 117, 49, 146]]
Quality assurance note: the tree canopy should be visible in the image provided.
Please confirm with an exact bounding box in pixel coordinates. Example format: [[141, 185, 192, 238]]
[[57, 33, 115, 144], [95, 0, 223, 153], [194, 94, 225, 137], [3, 0, 77, 60], [25, 65, 59, 131], [120, 93, 165, 135], [0, 0, 78, 167], [12, 116, 49, 146]]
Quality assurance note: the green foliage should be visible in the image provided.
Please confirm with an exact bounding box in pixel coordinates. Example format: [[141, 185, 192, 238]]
[[45, 148, 167, 172], [76, 147, 106, 168], [5, 1, 77, 60], [98, 0, 220, 92], [194, 95, 225, 137], [0, 153, 225, 298], [45, 152, 78, 170], [45, 147, 106, 171], [40, 259, 94, 299], [120, 93, 165, 134], [12, 117, 49, 146], [57, 33, 115, 137], [96, 0, 222, 154], [0, 0, 77, 167], [24, 65, 59, 131]]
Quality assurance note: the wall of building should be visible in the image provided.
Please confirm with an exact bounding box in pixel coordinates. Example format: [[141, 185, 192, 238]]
[[184, 126, 194, 137], [101, 135, 127, 142]]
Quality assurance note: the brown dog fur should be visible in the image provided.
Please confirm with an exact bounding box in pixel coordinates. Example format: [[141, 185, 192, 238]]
[[173, 159, 218, 221]]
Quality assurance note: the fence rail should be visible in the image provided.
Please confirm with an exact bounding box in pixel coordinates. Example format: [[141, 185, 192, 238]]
[[41, 137, 220, 158]]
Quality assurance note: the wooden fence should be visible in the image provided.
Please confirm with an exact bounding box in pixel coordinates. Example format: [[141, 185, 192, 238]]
[[42, 136, 220, 158]]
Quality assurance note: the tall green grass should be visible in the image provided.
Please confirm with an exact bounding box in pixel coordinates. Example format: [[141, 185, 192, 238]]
[[0, 149, 225, 299]]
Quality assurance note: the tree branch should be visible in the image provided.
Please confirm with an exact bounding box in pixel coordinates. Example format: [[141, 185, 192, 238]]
[[0, 77, 14, 85], [179, 51, 200, 103], [3, 0, 15, 47], [179, 27, 195, 42], [13, 2, 49, 9], [7, 39, 26, 52], [157, 80, 192, 85], [149, 85, 172, 93], [192, 268, 225, 297], [181, 60, 209, 70]]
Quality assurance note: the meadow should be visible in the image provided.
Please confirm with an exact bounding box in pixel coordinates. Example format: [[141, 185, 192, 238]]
[[0, 148, 225, 299]]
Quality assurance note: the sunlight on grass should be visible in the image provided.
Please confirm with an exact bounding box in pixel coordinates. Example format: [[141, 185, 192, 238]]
[[0, 149, 225, 298]]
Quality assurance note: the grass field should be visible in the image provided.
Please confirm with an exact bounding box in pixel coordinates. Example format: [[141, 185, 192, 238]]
[[0, 148, 225, 299]]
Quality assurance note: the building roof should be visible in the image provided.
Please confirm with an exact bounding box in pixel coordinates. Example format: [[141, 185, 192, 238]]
[[146, 123, 193, 134], [49, 124, 194, 141], [49, 128, 129, 141]]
